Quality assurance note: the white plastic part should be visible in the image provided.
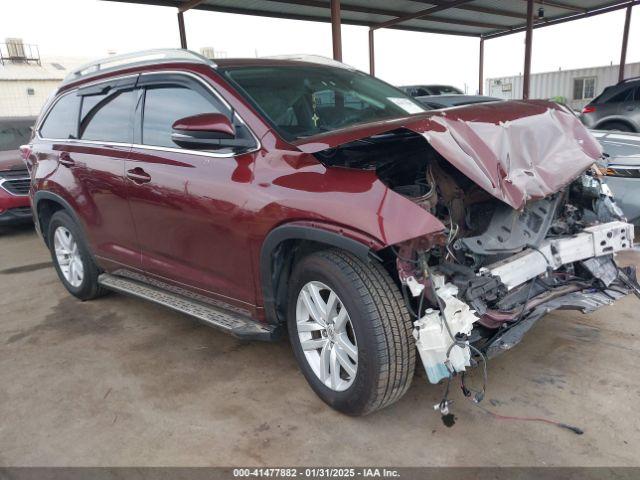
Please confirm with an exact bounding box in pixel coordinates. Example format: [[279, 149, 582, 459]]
[[413, 278, 478, 384], [487, 220, 634, 291], [405, 276, 425, 297]]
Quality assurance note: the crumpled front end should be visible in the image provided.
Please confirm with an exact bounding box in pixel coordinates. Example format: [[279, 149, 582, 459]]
[[305, 100, 638, 386], [396, 171, 637, 384]]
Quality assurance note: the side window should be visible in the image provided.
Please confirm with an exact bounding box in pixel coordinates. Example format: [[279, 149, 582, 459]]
[[607, 87, 633, 103], [142, 86, 223, 148], [415, 88, 430, 96], [634, 86, 640, 102], [39, 93, 81, 139], [79, 89, 136, 143]]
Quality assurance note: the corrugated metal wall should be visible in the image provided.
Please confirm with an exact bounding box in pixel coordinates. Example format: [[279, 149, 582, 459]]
[[486, 62, 640, 110], [0, 80, 59, 117]]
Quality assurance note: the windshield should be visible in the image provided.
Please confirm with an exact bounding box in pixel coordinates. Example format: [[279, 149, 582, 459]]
[[0, 118, 34, 152], [222, 65, 426, 141]]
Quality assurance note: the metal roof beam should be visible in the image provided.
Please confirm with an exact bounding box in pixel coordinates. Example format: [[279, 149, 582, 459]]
[[100, 0, 481, 35], [484, 0, 639, 39], [408, 1, 527, 19], [371, 0, 476, 30], [517, 0, 587, 13], [256, 0, 505, 30], [619, 4, 633, 81], [330, 0, 342, 61], [178, 0, 205, 13]]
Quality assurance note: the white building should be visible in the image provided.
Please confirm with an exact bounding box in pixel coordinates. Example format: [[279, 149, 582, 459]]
[[486, 62, 640, 110], [0, 39, 87, 118]]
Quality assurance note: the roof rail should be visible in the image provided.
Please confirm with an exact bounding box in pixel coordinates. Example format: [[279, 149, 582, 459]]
[[619, 75, 640, 84], [61, 49, 216, 87], [261, 54, 356, 70]]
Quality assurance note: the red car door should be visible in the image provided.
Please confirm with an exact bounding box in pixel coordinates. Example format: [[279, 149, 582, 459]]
[[35, 79, 140, 271], [125, 72, 259, 310]]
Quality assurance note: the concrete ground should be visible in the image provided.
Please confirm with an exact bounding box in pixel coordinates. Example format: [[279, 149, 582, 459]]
[[1, 223, 639, 467]]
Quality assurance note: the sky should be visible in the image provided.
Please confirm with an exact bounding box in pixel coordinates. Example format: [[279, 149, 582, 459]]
[[1, 0, 639, 94]]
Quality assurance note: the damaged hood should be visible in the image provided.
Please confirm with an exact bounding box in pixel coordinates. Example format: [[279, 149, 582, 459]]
[[295, 100, 603, 209], [0, 151, 26, 171]]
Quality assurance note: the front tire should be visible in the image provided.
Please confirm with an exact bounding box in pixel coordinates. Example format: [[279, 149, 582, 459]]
[[287, 249, 415, 416], [48, 210, 107, 301]]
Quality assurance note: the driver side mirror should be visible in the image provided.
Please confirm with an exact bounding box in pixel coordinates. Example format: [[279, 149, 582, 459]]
[[171, 113, 236, 149]]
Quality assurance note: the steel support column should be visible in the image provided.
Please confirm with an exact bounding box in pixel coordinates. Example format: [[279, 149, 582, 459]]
[[619, 5, 633, 82], [368, 29, 375, 76], [479, 37, 485, 95], [523, 0, 534, 99], [178, 11, 187, 49], [330, 0, 343, 61]]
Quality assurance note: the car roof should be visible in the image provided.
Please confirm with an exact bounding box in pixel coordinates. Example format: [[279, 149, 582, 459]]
[[60, 50, 355, 91], [592, 78, 640, 103]]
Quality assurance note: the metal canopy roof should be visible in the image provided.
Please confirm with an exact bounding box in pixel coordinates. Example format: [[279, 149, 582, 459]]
[[103, 0, 639, 38]]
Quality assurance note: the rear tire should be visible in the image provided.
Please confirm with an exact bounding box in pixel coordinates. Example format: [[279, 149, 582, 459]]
[[600, 121, 634, 132], [287, 249, 415, 416], [48, 210, 107, 301]]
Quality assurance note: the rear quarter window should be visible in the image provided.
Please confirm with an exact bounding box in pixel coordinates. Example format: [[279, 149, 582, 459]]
[[606, 87, 634, 104], [39, 93, 81, 139]]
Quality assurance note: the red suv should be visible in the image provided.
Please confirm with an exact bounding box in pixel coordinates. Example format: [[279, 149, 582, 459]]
[[26, 50, 638, 415], [1, 117, 34, 225]]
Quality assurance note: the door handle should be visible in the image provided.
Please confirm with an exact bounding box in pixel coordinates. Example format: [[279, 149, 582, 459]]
[[58, 151, 75, 167], [126, 167, 151, 184]]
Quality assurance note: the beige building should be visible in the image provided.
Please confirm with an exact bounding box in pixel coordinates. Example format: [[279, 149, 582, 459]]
[[486, 62, 640, 111], [0, 39, 87, 118]]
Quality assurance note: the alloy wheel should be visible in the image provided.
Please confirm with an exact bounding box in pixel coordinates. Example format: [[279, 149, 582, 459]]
[[295, 281, 358, 391], [53, 226, 84, 288]]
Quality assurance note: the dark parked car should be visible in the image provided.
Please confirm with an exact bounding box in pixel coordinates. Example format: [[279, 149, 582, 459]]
[[414, 94, 501, 110], [400, 84, 463, 97], [580, 77, 640, 132], [25, 50, 638, 415], [0, 117, 34, 225]]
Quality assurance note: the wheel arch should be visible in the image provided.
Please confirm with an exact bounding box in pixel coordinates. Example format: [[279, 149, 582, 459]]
[[33, 191, 85, 248], [259, 223, 382, 326], [595, 117, 639, 132]]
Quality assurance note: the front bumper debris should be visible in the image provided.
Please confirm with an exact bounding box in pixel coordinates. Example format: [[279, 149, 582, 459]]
[[411, 221, 636, 384], [486, 221, 634, 290]]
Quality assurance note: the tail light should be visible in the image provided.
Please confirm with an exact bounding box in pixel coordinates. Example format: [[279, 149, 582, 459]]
[[582, 105, 596, 114]]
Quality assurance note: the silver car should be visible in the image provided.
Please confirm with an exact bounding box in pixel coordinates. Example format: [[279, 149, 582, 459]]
[[595, 130, 640, 224], [580, 78, 640, 133]]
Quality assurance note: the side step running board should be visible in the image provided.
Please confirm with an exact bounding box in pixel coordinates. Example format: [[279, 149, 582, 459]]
[[98, 273, 278, 341]]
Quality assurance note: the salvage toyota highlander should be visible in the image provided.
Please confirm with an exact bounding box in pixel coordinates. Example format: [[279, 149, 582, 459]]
[[24, 50, 640, 416]]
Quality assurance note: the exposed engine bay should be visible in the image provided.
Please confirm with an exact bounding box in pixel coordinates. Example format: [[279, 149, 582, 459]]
[[314, 128, 640, 392]]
